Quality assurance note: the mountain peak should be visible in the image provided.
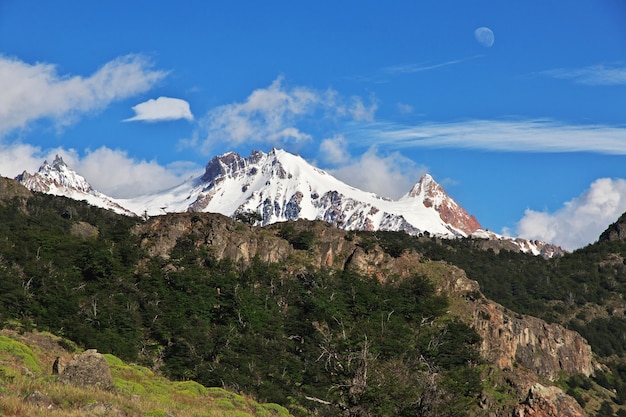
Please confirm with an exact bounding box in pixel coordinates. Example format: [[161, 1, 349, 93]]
[[31, 155, 92, 193], [15, 157, 136, 217], [405, 174, 438, 199], [402, 173, 482, 235], [51, 154, 67, 168]]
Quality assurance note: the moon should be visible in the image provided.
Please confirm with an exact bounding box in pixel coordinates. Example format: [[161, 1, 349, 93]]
[[474, 27, 494, 47]]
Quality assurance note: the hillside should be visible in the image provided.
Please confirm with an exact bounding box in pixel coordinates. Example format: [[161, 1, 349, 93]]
[[2, 176, 626, 415], [0, 328, 292, 416]]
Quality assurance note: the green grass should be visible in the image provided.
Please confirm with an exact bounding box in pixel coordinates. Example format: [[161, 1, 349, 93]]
[[0, 335, 43, 374], [0, 331, 295, 417]]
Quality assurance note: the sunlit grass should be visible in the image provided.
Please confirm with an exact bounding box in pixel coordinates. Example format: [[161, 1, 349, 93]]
[[0, 330, 292, 417]]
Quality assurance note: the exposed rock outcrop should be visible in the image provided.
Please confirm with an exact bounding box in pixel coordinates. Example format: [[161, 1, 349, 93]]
[[469, 297, 593, 380], [58, 349, 114, 390], [600, 211, 626, 242], [513, 383, 586, 417], [346, 250, 594, 381], [134, 212, 292, 265], [0, 177, 32, 201]]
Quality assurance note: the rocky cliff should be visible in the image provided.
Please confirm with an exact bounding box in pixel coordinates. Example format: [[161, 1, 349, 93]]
[[600, 211, 626, 242]]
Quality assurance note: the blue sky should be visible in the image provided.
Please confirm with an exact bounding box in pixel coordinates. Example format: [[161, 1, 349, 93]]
[[0, 0, 625, 250]]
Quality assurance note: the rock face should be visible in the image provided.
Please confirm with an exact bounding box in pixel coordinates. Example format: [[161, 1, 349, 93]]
[[348, 252, 594, 381], [513, 384, 587, 417], [134, 212, 292, 265], [600, 211, 626, 242], [0, 177, 32, 202], [58, 349, 114, 390], [470, 297, 593, 380]]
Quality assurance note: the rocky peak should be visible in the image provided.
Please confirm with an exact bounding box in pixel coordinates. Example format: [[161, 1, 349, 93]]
[[403, 174, 482, 235], [15, 157, 138, 217], [200, 151, 246, 183], [599, 211, 626, 242], [16, 154, 92, 194], [200, 150, 268, 183]]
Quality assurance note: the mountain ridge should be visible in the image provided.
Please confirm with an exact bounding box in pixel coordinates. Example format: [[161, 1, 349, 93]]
[[15, 149, 562, 257]]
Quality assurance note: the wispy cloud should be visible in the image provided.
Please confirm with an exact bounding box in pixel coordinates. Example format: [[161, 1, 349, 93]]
[[382, 55, 482, 75], [197, 77, 377, 153], [0, 54, 167, 137], [350, 119, 626, 154], [124, 96, 193, 122], [517, 178, 626, 250], [318, 139, 427, 199], [540, 65, 626, 86], [319, 135, 351, 165]]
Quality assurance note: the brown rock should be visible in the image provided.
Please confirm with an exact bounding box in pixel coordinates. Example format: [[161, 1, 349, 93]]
[[514, 383, 586, 417], [134, 212, 292, 265], [58, 349, 114, 390], [0, 176, 32, 201], [470, 299, 593, 381]]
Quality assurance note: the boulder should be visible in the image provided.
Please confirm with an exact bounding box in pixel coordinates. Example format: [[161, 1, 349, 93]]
[[58, 349, 114, 390]]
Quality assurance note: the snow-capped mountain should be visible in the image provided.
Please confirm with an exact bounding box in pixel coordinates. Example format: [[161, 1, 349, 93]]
[[15, 149, 562, 256], [15, 155, 136, 217], [121, 149, 481, 238]]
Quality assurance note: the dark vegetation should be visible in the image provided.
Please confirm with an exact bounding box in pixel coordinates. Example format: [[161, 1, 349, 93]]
[[0, 194, 482, 416]]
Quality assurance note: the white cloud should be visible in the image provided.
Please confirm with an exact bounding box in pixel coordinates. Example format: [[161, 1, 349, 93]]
[[67, 147, 198, 198], [319, 135, 351, 165], [0, 142, 197, 198], [353, 119, 626, 154], [0, 54, 166, 136], [200, 77, 322, 150], [124, 96, 193, 122], [198, 77, 376, 153], [516, 178, 626, 250], [0, 142, 60, 178], [325, 146, 428, 199], [541, 65, 626, 86], [347, 96, 377, 122]]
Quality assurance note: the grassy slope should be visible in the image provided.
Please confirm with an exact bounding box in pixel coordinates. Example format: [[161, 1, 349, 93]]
[[0, 329, 293, 417]]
